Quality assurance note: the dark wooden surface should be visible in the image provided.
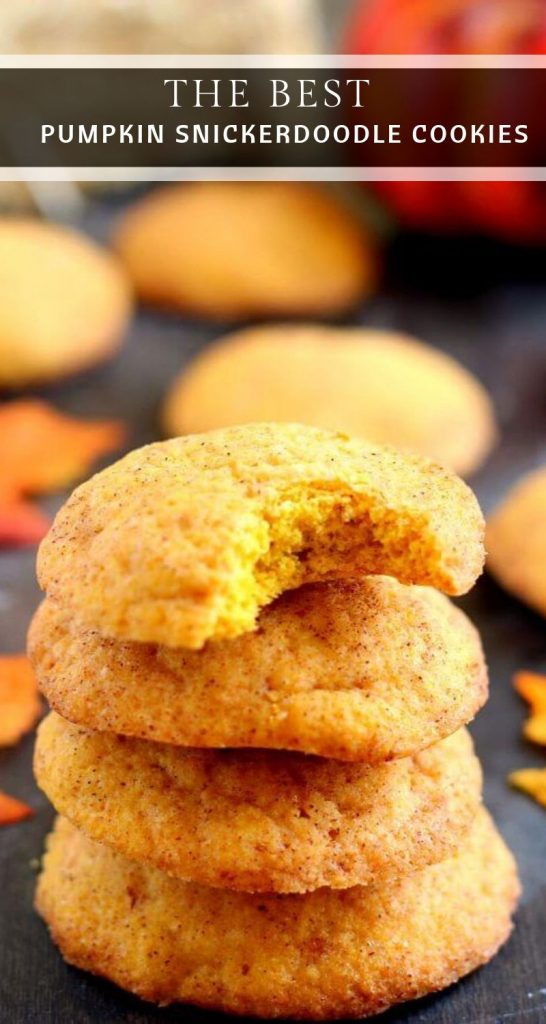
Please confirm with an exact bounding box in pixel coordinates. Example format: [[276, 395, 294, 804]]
[[1, 202, 546, 1024]]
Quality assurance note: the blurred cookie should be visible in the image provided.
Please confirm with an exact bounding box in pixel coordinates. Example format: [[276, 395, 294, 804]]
[[113, 183, 375, 320], [164, 325, 496, 477], [1, 0, 320, 55], [30, 579, 487, 762], [36, 424, 485, 649], [35, 718, 482, 893], [36, 811, 519, 1019], [487, 467, 546, 615], [0, 219, 131, 387]]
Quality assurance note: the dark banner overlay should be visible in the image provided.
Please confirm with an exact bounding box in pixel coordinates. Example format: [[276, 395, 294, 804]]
[[1, 67, 545, 168]]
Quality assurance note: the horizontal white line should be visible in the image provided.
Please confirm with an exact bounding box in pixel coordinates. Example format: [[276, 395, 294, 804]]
[[0, 54, 545, 69], [2, 167, 545, 182]]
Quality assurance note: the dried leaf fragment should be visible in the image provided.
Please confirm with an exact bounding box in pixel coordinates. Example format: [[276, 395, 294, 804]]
[[0, 400, 125, 495], [509, 768, 546, 809], [514, 671, 546, 746], [0, 654, 41, 746], [0, 791, 33, 825], [0, 494, 50, 547]]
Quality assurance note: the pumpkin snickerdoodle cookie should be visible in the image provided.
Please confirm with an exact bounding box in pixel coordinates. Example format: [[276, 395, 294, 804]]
[[0, 218, 131, 387], [36, 424, 485, 650], [487, 466, 546, 617], [36, 811, 519, 1019], [113, 182, 375, 320], [29, 578, 487, 762], [164, 324, 496, 477], [34, 718, 482, 894]]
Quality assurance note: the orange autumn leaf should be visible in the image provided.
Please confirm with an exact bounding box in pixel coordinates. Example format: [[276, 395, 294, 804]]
[[0, 654, 41, 746], [0, 399, 125, 496], [514, 671, 546, 746], [509, 768, 546, 809], [0, 791, 33, 825], [0, 494, 50, 547]]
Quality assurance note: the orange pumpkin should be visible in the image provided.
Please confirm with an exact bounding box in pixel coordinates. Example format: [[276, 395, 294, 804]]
[[345, 0, 546, 241]]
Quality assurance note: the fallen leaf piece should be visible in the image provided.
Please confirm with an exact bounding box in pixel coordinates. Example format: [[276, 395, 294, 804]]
[[514, 671, 546, 746], [0, 791, 33, 825], [0, 494, 49, 547], [509, 768, 546, 809], [0, 654, 41, 746], [0, 399, 125, 496]]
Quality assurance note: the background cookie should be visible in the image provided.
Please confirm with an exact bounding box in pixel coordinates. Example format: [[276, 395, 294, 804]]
[[0, 218, 132, 387], [487, 467, 546, 617], [30, 579, 487, 762], [164, 325, 496, 477], [36, 424, 485, 649], [0, 0, 320, 55], [36, 811, 519, 1019], [35, 718, 482, 893], [113, 182, 375, 320]]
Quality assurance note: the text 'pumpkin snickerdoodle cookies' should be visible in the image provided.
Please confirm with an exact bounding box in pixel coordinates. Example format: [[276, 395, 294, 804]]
[[113, 182, 375, 321], [164, 325, 496, 477], [36, 811, 519, 1020], [36, 424, 485, 649], [487, 466, 546, 617], [29, 578, 487, 761], [34, 717, 482, 894], [0, 219, 132, 387]]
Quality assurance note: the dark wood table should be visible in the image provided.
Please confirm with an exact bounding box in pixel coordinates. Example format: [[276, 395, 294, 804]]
[[1, 203, 546, 1023]]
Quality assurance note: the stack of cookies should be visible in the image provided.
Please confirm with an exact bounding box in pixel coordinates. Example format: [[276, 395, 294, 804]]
[[30, 423, 520, 1020]]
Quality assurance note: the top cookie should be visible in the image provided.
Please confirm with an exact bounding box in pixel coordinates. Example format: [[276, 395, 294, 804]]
[[37, 423, 484, 648], [113, 182, 375, 320], [0, 218, 131, 387], [164, 325, 496, 478]]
